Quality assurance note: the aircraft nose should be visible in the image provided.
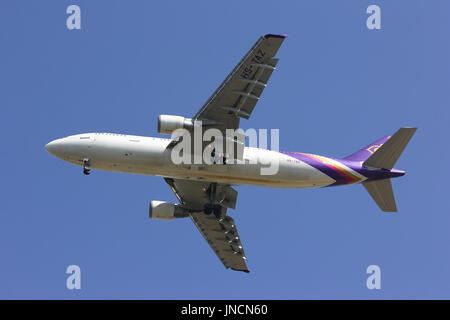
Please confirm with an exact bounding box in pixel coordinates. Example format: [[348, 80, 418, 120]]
[[45, 139, 64, 157]]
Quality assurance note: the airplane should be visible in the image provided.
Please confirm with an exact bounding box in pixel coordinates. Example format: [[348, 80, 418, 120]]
[[45, 34, 416, 273]]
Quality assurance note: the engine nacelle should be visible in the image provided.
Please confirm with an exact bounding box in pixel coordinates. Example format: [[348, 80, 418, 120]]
[[149, 201, 190, 220], [158, 115, 194, 135]]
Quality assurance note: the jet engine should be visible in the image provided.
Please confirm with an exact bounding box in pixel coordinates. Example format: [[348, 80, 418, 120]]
[[149, 201, 190, 220], [158, 115, 194, 135]]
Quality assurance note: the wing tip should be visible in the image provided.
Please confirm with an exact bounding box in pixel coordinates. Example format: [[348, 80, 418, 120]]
[[264, 33, 288, 39], [231, 267, 250, 273]]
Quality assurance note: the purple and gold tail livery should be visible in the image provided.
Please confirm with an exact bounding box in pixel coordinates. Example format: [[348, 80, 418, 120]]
[[283, 127, 416, 212]]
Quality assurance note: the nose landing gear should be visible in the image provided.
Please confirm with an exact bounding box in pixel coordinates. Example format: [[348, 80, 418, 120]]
[[83, 158, 91, 175]]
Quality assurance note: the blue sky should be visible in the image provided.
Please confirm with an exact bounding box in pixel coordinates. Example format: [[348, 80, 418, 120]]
[[1, 0, 449, 299]]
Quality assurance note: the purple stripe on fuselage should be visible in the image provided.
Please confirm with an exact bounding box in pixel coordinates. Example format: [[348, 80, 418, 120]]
[[281, 151, 405, 186], [281, 151, 347, 185], [334, 158, 405, 181]]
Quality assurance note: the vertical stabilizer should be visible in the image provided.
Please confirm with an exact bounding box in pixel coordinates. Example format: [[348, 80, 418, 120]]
[[363, 127, 417, 170], [344, 135, 392, 162]]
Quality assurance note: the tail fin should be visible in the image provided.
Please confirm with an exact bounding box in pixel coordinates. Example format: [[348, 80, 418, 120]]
[[344, 135, 392, 162], [361, 127, 417, 212], [363, 179, 397, 212], [362, 127, 417, 170]]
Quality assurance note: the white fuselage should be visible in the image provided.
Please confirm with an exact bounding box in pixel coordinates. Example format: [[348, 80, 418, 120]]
[[45, 133, 337, 188]]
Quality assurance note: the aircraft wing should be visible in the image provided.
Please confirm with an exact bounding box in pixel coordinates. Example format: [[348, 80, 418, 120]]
[[194, 34, 287, 130], [166, 34, 286, 163], [164, 178, 249, 273]]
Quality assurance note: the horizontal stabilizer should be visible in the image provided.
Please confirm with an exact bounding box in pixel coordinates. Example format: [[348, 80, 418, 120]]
[[363, 127, 417, 170], [363, 179, 397, 212]]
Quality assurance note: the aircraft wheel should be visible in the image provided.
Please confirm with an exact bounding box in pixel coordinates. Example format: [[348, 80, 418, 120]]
[[213, 205, 222, 216], [204, 204, 213, 215]]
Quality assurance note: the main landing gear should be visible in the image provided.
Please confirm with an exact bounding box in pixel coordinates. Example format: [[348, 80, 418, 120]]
[[203, 182, 222, 217], [204, 203, 222, 216], [83, 158, 91, 175], [211, 148, 228, 165]]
